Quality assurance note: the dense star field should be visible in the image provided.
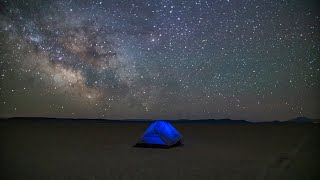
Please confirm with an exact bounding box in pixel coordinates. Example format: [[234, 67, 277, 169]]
[[0, 0, 319, 121]]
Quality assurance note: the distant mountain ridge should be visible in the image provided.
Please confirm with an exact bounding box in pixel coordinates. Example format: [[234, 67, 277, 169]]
[[1, 116, 318, 124], [287, 117, 314, 123], [2, 117, 250, 124]]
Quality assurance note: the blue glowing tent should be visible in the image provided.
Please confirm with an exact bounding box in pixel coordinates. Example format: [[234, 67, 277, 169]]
[[135, 120, 183, 148]]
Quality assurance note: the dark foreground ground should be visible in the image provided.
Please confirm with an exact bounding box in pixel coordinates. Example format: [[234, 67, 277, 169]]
[[0, 120, 319, 180]]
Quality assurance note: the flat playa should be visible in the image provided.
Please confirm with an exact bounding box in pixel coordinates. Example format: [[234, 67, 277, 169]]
[[0, 120, 319, 180]]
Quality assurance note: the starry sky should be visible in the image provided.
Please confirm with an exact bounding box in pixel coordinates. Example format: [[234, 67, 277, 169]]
[[0, 0, 319, 121]]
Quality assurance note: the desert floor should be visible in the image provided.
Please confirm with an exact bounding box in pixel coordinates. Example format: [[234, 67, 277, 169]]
[[0, 120, 319, 180]]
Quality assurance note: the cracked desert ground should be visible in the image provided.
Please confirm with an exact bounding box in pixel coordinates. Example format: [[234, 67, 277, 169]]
[[1, 120, 319, 180]]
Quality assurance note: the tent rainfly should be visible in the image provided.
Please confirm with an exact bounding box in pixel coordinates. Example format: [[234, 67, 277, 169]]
[[135, 120, 183, 148]]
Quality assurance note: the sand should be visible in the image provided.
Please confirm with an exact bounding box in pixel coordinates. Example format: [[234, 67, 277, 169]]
[[0, 120, 319, 180]]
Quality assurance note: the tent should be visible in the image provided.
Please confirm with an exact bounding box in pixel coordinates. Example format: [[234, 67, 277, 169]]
[[135, 120, 183, 148]]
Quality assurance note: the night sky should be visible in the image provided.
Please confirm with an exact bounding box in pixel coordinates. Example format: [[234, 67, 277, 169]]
[[0, 0, 319, 121]]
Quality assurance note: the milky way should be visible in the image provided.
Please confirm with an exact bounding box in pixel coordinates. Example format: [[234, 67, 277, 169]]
[[0, 0, 319, 121]]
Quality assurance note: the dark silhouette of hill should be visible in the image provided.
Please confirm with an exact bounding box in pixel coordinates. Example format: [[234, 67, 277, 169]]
[[1, 116, 317, 124], [286, 117, 313, 123], [3, 117, 251, 124]]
